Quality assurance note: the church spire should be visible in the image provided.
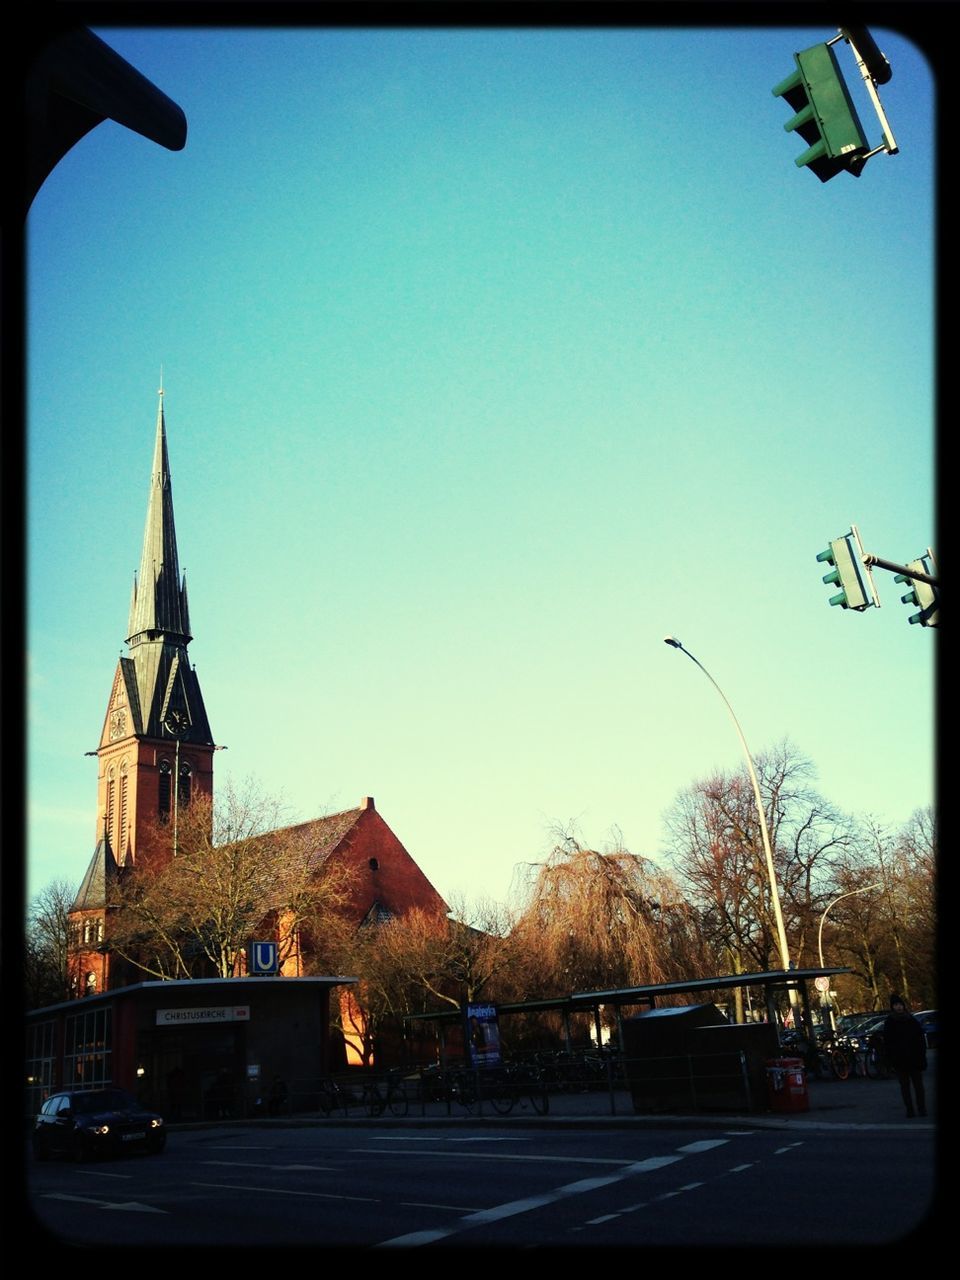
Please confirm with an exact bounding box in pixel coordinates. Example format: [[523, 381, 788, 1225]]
[[127, 388, 191, 647], [115, 388, 213, 746]]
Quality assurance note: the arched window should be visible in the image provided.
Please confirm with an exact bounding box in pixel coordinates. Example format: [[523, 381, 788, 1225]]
[[178, 761, 192, 808], [118, 761, 129, 851], [158, 759, 172, 820], [105, 766, 116, 839]]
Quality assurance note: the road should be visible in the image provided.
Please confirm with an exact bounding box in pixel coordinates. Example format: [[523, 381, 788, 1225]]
[[27, 1119, 936, 1249]]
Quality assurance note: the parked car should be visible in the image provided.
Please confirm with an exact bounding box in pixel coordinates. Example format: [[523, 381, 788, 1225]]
[[836, 1013, 876, 1037], [914, 1009, 938, 1048], [33, 1089, 166, 1161]]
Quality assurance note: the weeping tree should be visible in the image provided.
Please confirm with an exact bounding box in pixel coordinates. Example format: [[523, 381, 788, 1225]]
[[510, 827, 694, 997]]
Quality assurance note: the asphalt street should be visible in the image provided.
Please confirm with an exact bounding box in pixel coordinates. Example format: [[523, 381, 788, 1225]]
[[25, 1059, 940, 1250]]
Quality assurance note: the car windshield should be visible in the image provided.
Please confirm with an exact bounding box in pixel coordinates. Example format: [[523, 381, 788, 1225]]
[[70, 1090, 136, 1113]]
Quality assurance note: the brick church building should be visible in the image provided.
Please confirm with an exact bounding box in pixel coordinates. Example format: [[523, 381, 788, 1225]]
[[66, 391, 447, 1000]]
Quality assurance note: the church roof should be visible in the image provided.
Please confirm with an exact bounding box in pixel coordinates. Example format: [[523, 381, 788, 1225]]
[[267, 805, 367, 859], [116, 390, 213, 747], [71, 835, 121, 912], [127, 391, 191, 646]]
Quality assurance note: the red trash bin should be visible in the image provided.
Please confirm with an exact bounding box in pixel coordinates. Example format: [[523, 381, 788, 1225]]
[[766, 1057, 809, 1113]]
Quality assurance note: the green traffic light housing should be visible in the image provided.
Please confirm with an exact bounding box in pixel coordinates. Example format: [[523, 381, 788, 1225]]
[[817, 536, 870, 610], [773, 42, 870, 182], [893, 558, 939, 627]]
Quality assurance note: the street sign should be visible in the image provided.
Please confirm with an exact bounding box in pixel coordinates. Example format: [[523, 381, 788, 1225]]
[[249, 941, 279, 975]]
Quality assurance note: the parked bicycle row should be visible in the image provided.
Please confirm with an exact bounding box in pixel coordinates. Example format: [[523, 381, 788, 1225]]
[[314, 1061, 552, 1118], [777, 1028, 897, 1081]]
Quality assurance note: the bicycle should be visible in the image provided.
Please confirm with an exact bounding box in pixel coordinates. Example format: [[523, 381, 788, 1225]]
[[317, 1076, 387, 1117], [482, 1061, 550, 1115], [364, 1071, 409, 1117]]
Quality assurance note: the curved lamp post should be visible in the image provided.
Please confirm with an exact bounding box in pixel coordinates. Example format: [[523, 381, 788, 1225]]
[[817, 882, 882, 970], [816, 882, 882, 1030], [664, 636, 792, 974]]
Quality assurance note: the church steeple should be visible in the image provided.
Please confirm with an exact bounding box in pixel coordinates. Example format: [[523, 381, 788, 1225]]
[[127, 390, 191, 647], [70, 387, 217, 993], [92, 390, 214, 860], [111, 390, 213, 747]]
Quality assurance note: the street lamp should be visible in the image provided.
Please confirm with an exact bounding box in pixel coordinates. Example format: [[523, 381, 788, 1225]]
[[817, 882, 882, 970], [816, 882, 882, 1031], [663, 636, 792, 974]]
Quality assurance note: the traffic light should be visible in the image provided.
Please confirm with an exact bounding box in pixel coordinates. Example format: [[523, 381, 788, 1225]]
[[893, 558, 939, 627], [817, 535, 870, 610], [772, 42, 870, 182]]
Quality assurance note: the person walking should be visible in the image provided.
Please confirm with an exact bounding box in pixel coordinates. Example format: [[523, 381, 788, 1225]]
[[883, 994, 928, 1118]]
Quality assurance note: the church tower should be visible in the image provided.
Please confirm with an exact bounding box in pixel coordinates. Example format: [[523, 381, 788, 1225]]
[[68, 390, 215, 995]]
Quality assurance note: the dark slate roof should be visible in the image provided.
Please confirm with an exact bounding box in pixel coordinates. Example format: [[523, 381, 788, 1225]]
[[129, 640, 213, 743], [117, 393, 214, 747], [127, 393, 191, 646], [70, 837, 120, 912]]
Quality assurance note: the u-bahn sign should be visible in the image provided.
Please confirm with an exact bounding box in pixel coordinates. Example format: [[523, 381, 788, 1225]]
[[249, 941, 280, 975]]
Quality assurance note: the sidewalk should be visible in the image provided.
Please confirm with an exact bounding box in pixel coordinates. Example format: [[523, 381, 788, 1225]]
[[167, 1054, 937, 1134], [512, 1067, 937, 1130]]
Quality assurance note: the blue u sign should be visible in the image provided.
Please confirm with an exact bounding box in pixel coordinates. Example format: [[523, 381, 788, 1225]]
[[249, 941, 279, 975]]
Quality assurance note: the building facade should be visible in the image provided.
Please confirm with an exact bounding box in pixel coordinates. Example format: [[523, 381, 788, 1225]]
[[66, 391, 446, 1005]]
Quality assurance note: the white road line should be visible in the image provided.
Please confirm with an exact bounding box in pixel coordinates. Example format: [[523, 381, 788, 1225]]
[[350, 1148, 630, 1165], [400, 1200, 484, 1212], [729, 1163, 756, 1173], [377, 1154, 684, 1247], [191, 1181, 376, 1202], [201, 1159, 336, 1172], [43, 1193, 166, 1214], [448, 1137, 532, 1144], [677, 1140, 730, 1153]]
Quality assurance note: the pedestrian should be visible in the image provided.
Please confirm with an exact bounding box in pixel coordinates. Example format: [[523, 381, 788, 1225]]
[[883, 994, 927, 1118]]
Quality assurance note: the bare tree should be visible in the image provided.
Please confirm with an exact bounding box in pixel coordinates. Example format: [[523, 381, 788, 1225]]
[[825, 810, 937, 1011], [26, 879, 76, 1006], [328, 896, 517, 1066], [109, 779, 357, 980], [664, 742, 852, 991]]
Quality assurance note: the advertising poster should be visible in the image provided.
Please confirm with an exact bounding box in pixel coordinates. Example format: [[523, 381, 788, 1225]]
[[465, 1003, 502, 1067]]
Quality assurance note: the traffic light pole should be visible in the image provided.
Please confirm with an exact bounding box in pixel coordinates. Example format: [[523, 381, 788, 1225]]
[[835, 28, 898, 159], [862, 552, 939, 589]]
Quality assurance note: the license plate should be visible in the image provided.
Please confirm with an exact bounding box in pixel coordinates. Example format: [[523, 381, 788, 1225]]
[[122, 1132, 146, 1142]]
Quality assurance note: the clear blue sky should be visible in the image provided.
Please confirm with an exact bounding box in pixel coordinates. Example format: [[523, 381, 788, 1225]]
[[26, 24, 936, 910]]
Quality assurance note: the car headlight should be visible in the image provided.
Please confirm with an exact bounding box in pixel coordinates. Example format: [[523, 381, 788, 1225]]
[[149, 1117, 164, 1128], [87, 1124, 110, 1135]]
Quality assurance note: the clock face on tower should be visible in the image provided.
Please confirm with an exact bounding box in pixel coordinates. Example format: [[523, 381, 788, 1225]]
[[164, 709, 190, 736], [109, 709, 127, 741]]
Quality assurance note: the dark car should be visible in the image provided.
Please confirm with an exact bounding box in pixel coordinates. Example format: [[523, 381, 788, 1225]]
[[33, 1089, 166, 1161], [914, 1009, 938, 1048]]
